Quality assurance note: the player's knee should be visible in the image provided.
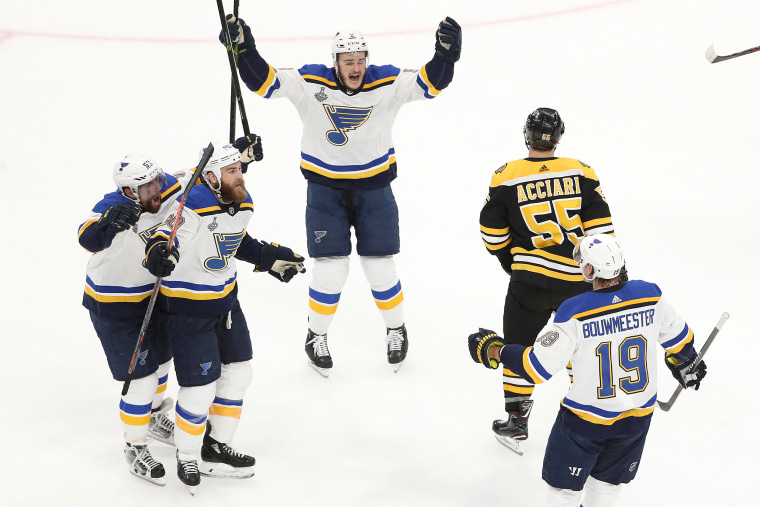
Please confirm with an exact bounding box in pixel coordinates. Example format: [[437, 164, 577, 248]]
[[546, 486, 581, 506], [177, 383, 216, 415], [582, 476, 622, 507], [312, 256, 350, 291], [218, 361, 252, 399], [359, 255, 398, 289], [122, 372, 158, 404]]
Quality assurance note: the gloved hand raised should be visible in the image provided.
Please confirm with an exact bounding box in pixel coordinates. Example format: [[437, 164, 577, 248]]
[[665, 350, 707, 390], [97, 201, 141, 237], [434, 16, 462, 63], [468, 328, 504, 369], [255, 242, 306, 283], [233, 134, 263, 173], [219, 14, 255, 56], [143, 241, 180, 278]]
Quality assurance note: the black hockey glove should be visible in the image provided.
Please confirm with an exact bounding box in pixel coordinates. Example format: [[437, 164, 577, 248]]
[[434, 16, 462, 64], [219, 15, 255, 56], [468, 328, 504, 370], [255, 242, 306, 283], [143, 241, 180, 278], [665, 349, 707, 390], [97, 201, 141, 237], [233, 134, 263, 173]]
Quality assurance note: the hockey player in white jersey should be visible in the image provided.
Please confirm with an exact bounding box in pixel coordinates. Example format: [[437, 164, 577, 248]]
[[78, 155, 194, 485], [468, 234, 707, 506], [220, 14, 462, 375], [143, 141, 305, 493]]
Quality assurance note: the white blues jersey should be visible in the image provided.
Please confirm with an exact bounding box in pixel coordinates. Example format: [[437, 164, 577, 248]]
[[150, 183, 257, 318], [78, 171, 193, 318], [238, 51, 454, 190], [500, 280, 696, 425]]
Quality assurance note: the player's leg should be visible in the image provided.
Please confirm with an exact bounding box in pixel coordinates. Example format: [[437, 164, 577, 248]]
[[581, 477, 623, 507], [147, 309, 174, 445], [167, 312, 221, 491], [354, 185, 406, 368], [89, 311, 166, 485], [305, 182, 352, 372], [202, 302, 255, 478]]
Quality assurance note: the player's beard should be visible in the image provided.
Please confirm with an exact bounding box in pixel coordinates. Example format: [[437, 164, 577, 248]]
[[220, 177, 247, 203]]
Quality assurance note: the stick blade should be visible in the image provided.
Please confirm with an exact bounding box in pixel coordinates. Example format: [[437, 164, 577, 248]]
[[705, 44, 719, 63]]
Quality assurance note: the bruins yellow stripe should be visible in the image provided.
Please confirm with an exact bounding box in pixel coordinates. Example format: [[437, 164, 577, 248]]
[[511, 247, 579, 266], [300, 155, 395, 180], [160, 281, 237, 300], [512, 263, 585, 282], [210, 405, 242, 419], [582, 217, 613, 229], [484, 240, 510, 251], [564, 404, 654, 425], [84, 285, 152, 303], [176, 418, 206, 436], [375, 292, 404, 311], [502, 368, 522, 378], [572, 297, 660, 320], [310, 299, 338, 315], [256, 65, 277, 96], [503, 385, 535, 395], [480, 225, 509, 235], [120, 413, 150, 426]]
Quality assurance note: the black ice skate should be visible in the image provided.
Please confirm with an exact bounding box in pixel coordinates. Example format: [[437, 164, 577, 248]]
[[200, 422, 255, 479], [124, 443, 165, 486], [386, 325, 408, 372], [148, 397, 175, 446], [176, 451, 200, 495], [306, 329, 332, 378], [492, 400, 534, 456]]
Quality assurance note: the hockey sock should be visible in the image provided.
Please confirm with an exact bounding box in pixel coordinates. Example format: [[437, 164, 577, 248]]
[[175, 383, 216, 456], [209, 361, 252, 444], [360, 256, 404, 329], [152, 360, 171, 411], [546, 486, 582, 506], [503, 366, 535, 405], [581, 476, 622, 506], [308, 256, 350, 335], [120, 373, 158, 444]]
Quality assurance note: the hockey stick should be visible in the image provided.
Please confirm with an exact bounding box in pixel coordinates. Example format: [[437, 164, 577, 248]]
[[228, 0, 240, 143], [656, 312, 729, 412], [216, 0, 251, 139], [121, 143, 215, 396], [705, 43, 760, 64]]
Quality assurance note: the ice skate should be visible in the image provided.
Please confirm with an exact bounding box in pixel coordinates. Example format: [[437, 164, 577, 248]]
[[124, 443, 166, 486], [176, 451, 200, 495], [492, 400, 533, 456], [148, 397, 175, 446], [306, 329, 332, 378], [200, 424, 255, 479], [386, 325, 408, 372]]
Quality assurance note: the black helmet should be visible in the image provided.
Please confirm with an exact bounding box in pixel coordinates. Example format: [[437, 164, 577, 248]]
[[523, 108, 565, 150]]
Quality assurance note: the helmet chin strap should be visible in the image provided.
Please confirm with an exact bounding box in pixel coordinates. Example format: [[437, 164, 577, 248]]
[[121, 186, 142, 208], [203, 174, 234, 204]]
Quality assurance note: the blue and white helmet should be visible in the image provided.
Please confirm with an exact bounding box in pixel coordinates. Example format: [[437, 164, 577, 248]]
[[572, 234, 625, 282], [331, 31, 369, 66], [112, 154, 165, 205]]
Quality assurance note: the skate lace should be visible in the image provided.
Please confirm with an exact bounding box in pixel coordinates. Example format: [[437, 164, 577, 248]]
[[151, 412, 175, 435], [179, 458, 199, 475], [221, 443, 247, 459], [386, 328, 404, 352], [308, 333, 330, 357], [131, 445, 161, 471]]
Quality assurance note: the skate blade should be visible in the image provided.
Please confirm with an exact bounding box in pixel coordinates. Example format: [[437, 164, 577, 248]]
[[391, 360, 404, 373], [494, 434, 524, 456], [185, 485, 196, 496], [147, 433, 175, 446], [200, 461, 255, 479], [129, 470, 166, 486], [308, 360, 330, 378]]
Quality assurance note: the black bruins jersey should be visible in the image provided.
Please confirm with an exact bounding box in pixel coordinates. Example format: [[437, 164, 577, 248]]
[[480, 157, 614, 291]]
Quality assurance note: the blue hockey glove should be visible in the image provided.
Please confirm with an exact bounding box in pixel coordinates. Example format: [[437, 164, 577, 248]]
[[665, 349, 707, 390], [255, 242, 306, 283], [434, 16, 462, 63], [97, 201, 141, 236], [219, 15, 255, 56], [468, 328, 504, 369], [143, 241, 180, 278], [233, 134, 263, 173]]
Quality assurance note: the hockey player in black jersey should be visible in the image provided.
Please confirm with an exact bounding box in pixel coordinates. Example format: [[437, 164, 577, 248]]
[[478, 108, 616, 448]]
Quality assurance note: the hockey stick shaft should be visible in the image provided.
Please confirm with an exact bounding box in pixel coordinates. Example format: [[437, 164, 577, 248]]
[[656, 312, 729, 412], [706, 43, 760, 64], [121, 143, 215, 396], [217, 0, 250, 138], [228, 0, 240, 143]]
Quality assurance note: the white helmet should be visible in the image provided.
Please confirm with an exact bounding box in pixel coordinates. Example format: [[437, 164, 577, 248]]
[[113, 154, 165, 205], [573, 234, 625, 282], [199, 142, 241, 197], [331, 31, 369, 66]]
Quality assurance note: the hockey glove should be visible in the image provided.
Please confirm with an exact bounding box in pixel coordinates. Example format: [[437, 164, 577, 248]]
[[97, 201, 140, 237], [665, 349, 707, 390], [468, 328, 504, 369], [434, 16, 462, 64], [143, 241, 180, 278], [233, 134, 263, 173], [255, 242, 306, 283], [219, 15, 255, 56]]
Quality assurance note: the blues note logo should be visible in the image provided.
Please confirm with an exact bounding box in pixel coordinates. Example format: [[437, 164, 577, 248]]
[[138, 350, 149, 365], [323, 105, 373, 146], [314, 231, 327, 243], [204, 231, 245, 270], [200, 362, 212, 376]]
